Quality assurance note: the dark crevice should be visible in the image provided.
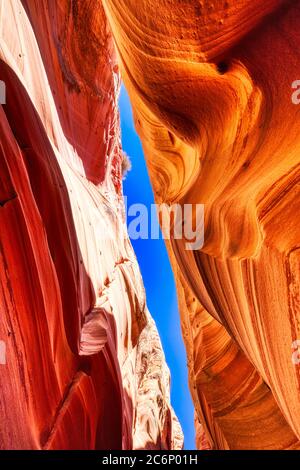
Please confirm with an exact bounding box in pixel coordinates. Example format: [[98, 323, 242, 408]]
[[216, 61, 229, 74], [0, 194, 17, 208]]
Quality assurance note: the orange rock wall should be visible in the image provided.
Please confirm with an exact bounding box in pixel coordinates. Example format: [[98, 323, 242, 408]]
[[102, 0, 300, 449]]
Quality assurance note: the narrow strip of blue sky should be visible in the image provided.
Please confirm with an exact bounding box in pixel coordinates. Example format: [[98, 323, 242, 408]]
[[119, 85, 195, 449]]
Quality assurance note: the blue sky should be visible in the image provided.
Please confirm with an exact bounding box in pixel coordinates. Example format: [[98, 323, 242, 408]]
[[119, 85, 195, 449]]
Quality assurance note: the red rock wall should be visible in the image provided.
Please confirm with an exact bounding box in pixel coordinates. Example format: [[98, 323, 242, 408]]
[[2, 0, 300, 451], [102, 0, 300, 449], [0, 0, 182, 450]]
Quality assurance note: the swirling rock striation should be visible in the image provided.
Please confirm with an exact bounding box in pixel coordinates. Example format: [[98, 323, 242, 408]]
[[0, 0, 182, 450], [102, 0, 300, 449]]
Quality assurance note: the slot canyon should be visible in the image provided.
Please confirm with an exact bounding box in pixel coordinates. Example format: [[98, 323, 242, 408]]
[[0, 0, 300, 450]]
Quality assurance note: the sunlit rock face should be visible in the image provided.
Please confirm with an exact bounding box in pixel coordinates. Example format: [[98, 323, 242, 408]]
[[0, 0, 182, 450], [103, 0, 300, 449]]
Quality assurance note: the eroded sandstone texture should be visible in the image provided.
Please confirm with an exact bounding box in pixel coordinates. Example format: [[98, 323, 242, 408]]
[[102, 0, 300, 449], [0, 0, 182, 449], [2, 0, 300, 451]]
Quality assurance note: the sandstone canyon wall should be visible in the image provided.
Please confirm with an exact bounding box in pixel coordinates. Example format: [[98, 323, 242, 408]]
[[0, 0, 182, 450], [102, 0, 300, 450], [1, 0, 300, 451]]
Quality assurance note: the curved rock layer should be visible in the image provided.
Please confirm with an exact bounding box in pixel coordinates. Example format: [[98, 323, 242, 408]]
[[102, 0, 300, 449], [0, 0, 182, 449]]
